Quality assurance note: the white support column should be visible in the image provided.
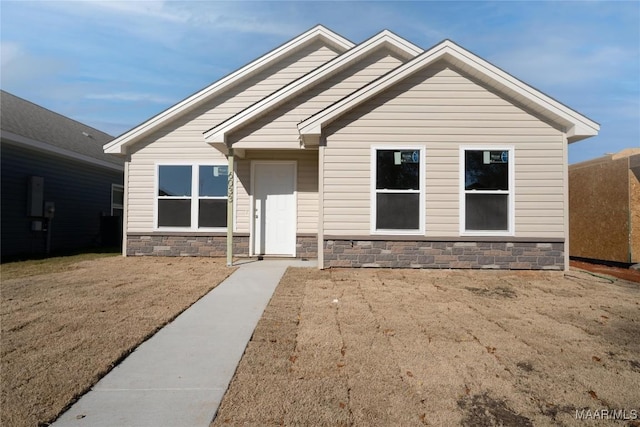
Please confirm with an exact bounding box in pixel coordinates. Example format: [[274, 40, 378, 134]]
[[227, 148, 235, 267], [562, 134, 570, 271], [318, 145, 325, 269], [122, 156, 130, 257]]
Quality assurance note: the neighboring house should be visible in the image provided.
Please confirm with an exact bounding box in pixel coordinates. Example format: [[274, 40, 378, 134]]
[[104, 26, 599, 270], [569, 148, 640, 264], [1, 90, 124, 258]]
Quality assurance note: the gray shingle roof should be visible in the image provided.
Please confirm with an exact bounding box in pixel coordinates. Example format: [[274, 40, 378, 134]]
[[0, 90, 123, 167]]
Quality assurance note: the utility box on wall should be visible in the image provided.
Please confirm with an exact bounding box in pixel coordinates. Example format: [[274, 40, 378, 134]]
[[27, 176, 44, 217], [569, 148, 640, 263]]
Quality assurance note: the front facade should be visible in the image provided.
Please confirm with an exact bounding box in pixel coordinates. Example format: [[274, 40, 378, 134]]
[[105, 26, 599, 271]]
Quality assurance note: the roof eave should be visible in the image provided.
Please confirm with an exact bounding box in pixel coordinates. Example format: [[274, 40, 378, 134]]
[[298, 40, 600, 143], [103, 25, 354, 155], [204, 30, 423, 144]]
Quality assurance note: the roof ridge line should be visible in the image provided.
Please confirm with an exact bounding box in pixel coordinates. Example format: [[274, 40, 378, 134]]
[[203, 29, 422, 143], [104, 25, 353, 154]]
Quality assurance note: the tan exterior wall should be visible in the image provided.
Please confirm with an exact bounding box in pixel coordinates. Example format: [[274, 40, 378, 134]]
[[125, 40, 340, 232], [228, 47, 407, 149], [569, 154, 636, 263], [234, 150, 318, 234], [322, 61, 565, 238], [630, 167, 640, 263]]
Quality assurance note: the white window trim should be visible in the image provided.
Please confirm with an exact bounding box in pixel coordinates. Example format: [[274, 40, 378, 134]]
[[154, 161, 231, 232], [111, 184, 124, 216], [459, 145, 515, 237], [370, 145, 426, 235]]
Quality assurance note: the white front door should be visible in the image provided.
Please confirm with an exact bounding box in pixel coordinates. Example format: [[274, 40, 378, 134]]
[[252, 161, 296, 256]]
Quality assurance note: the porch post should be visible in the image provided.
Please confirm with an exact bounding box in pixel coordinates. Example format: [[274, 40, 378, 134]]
[[226, 148, 234, 267]]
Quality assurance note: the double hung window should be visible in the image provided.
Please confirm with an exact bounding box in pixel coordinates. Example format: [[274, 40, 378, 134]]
[[111, 184, 124, 217], [461, 147, 513, 234], [372, 147, 424, 233], [156, 164, 228, 229]]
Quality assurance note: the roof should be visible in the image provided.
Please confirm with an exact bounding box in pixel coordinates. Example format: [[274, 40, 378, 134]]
[[569, 147, 640, 170], [104, 25, 354, 155], [298, 39, 600, 145], [203, 29, 422, 145], [0, 90, 123, 170]]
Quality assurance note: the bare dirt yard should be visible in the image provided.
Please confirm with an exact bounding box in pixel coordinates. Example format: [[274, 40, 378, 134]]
[[1, 254, 234, 427], [214, 268, 640, 426]]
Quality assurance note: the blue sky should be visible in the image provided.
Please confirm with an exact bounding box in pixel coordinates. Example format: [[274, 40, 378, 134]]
[[1, 1, 638, 163]]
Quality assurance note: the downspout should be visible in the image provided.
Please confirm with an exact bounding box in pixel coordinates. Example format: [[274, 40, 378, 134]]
[[227, 148, 234, 267]]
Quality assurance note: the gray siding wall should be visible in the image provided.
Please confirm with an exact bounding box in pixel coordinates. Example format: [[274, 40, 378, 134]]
[[1, 142, 123, 257]]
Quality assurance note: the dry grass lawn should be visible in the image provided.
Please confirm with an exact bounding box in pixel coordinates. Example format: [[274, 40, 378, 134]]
[[1, 254, 234, 427], [214, 268, 640, 426]]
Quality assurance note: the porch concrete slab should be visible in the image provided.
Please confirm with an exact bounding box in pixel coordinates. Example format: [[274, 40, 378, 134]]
[[53, 259, 316, 427]]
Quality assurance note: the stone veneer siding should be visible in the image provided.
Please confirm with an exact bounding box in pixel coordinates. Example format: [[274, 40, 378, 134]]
[[127, 234, 317, 258], [323, 240, 564, 270]]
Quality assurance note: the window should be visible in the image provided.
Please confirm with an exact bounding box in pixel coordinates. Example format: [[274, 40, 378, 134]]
[[372, 147, 424, 233], [156, 164, 228, 229], [111, 184, 124, 217], [461, 147, 513, 234]]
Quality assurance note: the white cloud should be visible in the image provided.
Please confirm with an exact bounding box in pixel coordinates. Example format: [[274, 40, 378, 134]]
[[488, 35, 635, 88], [0, 41, 66, 88], [85, 92, 174, 104]]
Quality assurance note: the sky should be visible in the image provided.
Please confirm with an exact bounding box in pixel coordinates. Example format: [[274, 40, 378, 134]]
[[1, 1, 638, 164]]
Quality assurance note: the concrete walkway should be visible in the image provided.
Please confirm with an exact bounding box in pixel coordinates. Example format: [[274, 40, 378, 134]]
[[53, 259, 316, 427]]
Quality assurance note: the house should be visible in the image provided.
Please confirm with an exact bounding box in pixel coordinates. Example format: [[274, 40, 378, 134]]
[[569, 148, 640, 264], [1, 90, 124, 258], [104, 26, 599, 270]]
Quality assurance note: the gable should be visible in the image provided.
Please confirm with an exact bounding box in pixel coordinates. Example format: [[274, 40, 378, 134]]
[[204, 30, 422, 146], [324, 60, 563, 142], [104, 25, 353, 155], [225, 47, 422, 150], [125, 39, 344, 156], [299, 40, 599, 145]]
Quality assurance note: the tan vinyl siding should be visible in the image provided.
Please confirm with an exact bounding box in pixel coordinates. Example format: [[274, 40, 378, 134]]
[[234, 150, 318, 234], [228, 48, 407, 148], [323, 61, 565, 238], [126, 40, 339, 232]]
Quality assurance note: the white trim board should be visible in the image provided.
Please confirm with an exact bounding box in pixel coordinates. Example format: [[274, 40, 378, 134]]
[[298, 40, 599, 145], [204, 30, 422, 145], [104, 25, 354, 155], [370, 145, 426, 236], [458, 145, 515, 237]]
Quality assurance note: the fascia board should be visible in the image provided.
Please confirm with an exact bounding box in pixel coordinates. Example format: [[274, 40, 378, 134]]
[[204, 31, 423, 144], [103, 25, 354, 155], [441, 42, 600, 136], [299, 40, 599, 139], [3, 131, 124, 172], [298, 44, 449, 136]]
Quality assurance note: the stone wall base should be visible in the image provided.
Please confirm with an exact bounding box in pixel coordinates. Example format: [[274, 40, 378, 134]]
[[323, 240, 564, 270], [127, 234, 317, 258]]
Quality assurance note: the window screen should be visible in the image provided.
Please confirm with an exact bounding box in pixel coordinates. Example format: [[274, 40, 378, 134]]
[[374, 149, 422, 231], [463, 149, 511, 232]]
